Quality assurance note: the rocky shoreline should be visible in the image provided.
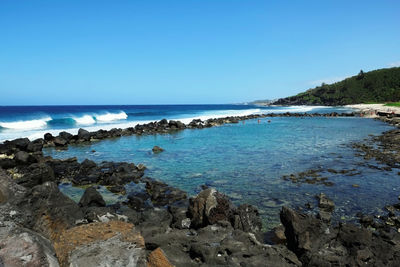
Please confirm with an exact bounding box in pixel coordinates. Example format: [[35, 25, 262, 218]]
[[1, 111, 400, 266]]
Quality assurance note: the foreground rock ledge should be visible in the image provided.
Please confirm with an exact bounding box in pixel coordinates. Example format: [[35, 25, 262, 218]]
[[1, 126, 400, 266]]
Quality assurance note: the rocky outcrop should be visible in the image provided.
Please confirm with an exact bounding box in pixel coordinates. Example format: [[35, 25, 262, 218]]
[[188, 188, 263, 239], [188, 188, 235, 228], [280, 206, 400, 266]]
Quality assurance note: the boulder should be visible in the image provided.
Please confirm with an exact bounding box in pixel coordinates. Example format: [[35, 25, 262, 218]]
[[16, 163, 55, 188], [17, 181, 85, 240], [188, 188, 235, 229], [58, 131, 73, 142], [53, 137, 67, 147], [44, 133, 54, 141], [280, 206, 327, 258], [316, 193, 335, 212], [9, 138, 31, 151], [27, 140, 44, 152], [14, 151, 36, 165], [232, 204, 263, 235], [77, 128, 91, 141], [79, 187, 106, 207], [0, 222, 59, 267]]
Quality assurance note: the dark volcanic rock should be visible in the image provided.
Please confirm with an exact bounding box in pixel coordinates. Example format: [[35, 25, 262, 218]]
[[280, 206, 400, 266], [316, 193, 335, 212], [145, 178, 187, 206], [188, 188, 236, 229], [59, 131, 73, 142], [14, 151, 36, 165], [79, 186, 106, 207], [17, 181, 85, 240], [16, 163, 55, 188], [53, 136, 68, 147], [44, 133, 54, 141], [0, 158, 16, 169], [78, 128, 91, 141], [232, 204, 263, 235], [280, 206, 328, 259], [27, 139, 44, 152]]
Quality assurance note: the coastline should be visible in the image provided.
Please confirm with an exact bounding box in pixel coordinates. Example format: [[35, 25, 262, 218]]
[[346, 103, 400, 117], [1, 111, 400, 266]]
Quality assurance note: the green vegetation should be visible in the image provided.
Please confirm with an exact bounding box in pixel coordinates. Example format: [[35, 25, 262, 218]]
[[385, 102, 400, 107], [273, 67, 400, 106]]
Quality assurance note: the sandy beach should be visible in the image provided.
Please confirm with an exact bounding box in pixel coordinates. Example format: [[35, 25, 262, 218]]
[[346, 104, 400, 117]]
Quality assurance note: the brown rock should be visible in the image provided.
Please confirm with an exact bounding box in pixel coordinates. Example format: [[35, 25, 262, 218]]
[[54, 221, 145, 266], [147, 247, 174, 267]]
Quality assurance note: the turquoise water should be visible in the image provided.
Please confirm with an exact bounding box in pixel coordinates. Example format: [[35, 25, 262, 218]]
[[45, 116, 398, 229]]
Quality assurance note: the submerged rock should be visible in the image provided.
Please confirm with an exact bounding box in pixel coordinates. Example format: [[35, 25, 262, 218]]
[[152, 146, 164, 153]]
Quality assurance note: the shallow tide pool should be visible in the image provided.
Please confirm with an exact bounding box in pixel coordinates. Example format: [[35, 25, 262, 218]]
[[45, 117, 398, 229]]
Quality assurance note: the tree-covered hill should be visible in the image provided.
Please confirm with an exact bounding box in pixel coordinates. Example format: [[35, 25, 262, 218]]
[[273, 67, 400, 106]]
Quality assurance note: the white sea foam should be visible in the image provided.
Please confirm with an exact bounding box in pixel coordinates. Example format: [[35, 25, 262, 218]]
[[0, 117, 52, 130], [73, 115, 96, 125], [95, 112, 128, 122]]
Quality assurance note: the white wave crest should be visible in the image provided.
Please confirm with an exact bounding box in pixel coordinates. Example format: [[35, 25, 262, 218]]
[[0, 117, 52, 130], [73, 115, 96, 125], [95, 112, 128, 122]]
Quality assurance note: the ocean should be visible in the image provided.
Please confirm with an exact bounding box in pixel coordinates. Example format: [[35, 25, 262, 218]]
[[1, 104, 397, 229], [0, 104, 345, 142]]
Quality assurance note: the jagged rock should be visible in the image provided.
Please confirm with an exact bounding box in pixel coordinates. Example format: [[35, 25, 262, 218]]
[[168, 200, 191, 229], [188, 188, 235, 229], [79, 187, 106, 207], [280, 206, 328, 257], [232, 204, 263, 235], [316, 193, 335, 212], [17, 181, 85, 240], [16, 163, 55, 188], [280, 206, 400, 266]]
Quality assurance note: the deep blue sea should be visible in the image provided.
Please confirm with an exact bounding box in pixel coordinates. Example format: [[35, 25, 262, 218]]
[[1, 105, 397, 229]]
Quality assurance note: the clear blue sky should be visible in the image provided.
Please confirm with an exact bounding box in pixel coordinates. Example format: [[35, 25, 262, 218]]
[[1, 0, 399, 105]]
